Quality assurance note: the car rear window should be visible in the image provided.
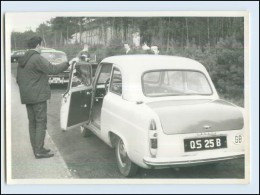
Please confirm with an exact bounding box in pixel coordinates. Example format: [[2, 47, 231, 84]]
[[142, 70, 212, 97]]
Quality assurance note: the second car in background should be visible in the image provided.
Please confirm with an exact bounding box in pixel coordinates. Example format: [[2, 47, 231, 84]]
[[11, 50, 26, 62], [40, 48, 70, 85]]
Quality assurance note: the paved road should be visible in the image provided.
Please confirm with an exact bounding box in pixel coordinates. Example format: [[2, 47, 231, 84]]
[[10, 70, 73, 180], [11, 63, 245, 179]]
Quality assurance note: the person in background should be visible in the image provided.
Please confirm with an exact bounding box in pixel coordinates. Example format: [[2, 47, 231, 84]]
[[151, 46, 160, 55], [16, 36, 70, 159], [139, 43, 153, 54], [124, 43, 134, 54], [142, 42, 150, 51], [80, 44, 89, 59], [83, 44, 89, 52]]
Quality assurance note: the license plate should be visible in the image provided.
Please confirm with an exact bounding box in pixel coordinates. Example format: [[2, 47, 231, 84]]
[[184, 136, 227, 152], [51, 77, 60, 83]]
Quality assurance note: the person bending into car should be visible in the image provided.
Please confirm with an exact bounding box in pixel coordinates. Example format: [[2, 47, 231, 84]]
[[16, 36, 69, 159]]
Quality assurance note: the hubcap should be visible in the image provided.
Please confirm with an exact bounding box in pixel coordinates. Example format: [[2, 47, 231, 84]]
[[118, 140, 128, 167], [80, 126, 85, 133]]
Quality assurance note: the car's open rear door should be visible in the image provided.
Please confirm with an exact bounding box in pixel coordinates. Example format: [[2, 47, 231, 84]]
[[60, 62, 93, 130]]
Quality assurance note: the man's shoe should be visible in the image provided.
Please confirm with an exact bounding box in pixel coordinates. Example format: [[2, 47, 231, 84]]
[[42, 148, 51, 153], [33, 148, 51, 155], [35, 152, 54, 159]]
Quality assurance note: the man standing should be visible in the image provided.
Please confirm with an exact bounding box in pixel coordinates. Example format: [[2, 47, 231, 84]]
[[16, 36, 69, 159], [124, 44, 132, 54]]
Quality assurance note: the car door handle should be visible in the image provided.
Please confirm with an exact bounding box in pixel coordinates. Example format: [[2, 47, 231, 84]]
[[80, 104, 88, 108], [82, 91, 91, 95], [62, 93, 70, 103]]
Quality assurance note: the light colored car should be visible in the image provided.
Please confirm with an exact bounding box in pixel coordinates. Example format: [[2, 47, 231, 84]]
[[60, 55, 245, 177], [40, 48, 69, 84]]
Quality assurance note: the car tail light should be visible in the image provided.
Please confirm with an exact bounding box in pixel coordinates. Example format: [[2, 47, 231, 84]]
[[149, 119, 158, 158]]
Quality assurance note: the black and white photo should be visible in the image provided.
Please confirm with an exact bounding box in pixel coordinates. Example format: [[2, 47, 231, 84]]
[[4, 11, 250, 184]]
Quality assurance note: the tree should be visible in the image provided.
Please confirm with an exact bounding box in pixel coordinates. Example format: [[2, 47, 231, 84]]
[[11, 30, 38, 50], [36, 23, 51, 47]]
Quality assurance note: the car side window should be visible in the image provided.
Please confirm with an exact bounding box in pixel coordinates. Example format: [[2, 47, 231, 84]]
[[143, 72, 160, 84], [110, 68, 122, 95], [96, 64, 113, 84]]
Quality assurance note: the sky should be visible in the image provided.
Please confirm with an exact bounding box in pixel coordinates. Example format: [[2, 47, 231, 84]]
[[8, 13, 61, 32]]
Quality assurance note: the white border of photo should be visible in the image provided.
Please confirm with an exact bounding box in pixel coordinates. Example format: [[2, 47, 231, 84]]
[[1, 1, 259, 194]]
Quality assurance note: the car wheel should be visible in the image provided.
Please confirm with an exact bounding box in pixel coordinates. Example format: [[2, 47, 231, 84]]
[[80, 126, 92, 137], [115, 138, 138, 177]]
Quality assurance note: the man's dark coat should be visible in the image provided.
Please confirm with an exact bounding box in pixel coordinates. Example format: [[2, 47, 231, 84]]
[[16, 50, 68, 104]]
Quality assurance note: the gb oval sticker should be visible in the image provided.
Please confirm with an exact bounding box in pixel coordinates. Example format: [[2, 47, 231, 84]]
[[233, 134, 243, 144]]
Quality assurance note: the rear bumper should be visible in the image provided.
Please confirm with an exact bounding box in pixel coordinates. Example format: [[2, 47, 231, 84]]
[[143, 154, 244, 168]]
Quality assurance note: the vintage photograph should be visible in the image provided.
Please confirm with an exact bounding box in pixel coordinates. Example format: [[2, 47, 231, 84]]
[[4, 11, 249, 184]]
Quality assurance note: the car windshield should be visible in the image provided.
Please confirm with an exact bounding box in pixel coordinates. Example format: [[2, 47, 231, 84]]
[[41, 52, 67, 64], [142, 70, 212, 97]]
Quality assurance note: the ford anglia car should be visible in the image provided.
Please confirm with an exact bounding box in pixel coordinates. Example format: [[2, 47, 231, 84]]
[[60, 55, 245, 177]]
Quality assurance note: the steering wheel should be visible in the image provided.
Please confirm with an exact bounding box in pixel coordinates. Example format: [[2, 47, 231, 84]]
[[105, 76, 122, 94]]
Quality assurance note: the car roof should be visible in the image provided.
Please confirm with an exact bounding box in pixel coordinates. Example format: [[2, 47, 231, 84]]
[[40, 49, 65, 54], [101, 55, 207, 72], [101, 55, 217, 101]]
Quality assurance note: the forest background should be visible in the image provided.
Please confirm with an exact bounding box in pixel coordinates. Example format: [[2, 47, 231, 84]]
[[11, 17, 245, 106]]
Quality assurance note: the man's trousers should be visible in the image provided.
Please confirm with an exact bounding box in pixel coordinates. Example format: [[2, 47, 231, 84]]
[[26, 101, 47, 154]]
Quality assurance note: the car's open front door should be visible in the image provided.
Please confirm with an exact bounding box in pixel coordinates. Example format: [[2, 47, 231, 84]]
[[60, 62, 93, 130]]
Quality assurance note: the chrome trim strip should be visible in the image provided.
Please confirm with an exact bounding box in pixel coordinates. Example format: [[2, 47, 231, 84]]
[[143, 154, 244, 166]]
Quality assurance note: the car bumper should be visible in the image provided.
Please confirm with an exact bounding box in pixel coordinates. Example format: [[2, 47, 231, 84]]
[[143, 153, 244, 168]]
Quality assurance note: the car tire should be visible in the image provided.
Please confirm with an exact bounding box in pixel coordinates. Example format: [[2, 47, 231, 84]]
[[115, 137, 138, 177], [80, 126, 92, 137]]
